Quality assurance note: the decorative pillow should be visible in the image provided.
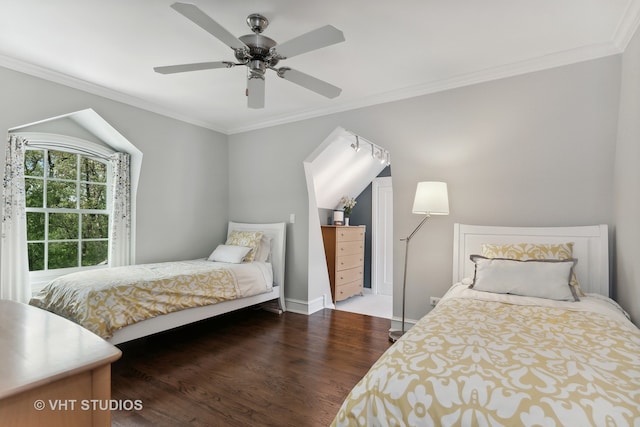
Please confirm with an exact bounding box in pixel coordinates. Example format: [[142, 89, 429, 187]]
[[470, 255, 578, 301], [207, 245, 251, 263], [481, 242, 583, 296], [225, 230, 264, 262], [254, 235, 272, 263]]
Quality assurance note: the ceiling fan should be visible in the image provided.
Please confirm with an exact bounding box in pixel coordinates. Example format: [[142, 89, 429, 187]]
[[154, 2, 345, 109]]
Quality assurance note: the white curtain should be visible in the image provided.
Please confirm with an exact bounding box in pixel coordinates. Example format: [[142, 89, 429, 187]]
[[109, 151, 131, 267], [1, 135, 30, 302]]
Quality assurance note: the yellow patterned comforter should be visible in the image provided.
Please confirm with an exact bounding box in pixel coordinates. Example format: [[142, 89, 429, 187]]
[[30, 260, 272, 339], [333, 284, 640, 426]]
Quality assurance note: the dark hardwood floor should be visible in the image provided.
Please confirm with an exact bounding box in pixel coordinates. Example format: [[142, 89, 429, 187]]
[[111, 307, 392, 426]]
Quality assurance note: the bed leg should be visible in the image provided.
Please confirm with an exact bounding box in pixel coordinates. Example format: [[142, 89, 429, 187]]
[[261, 299, 283, 315]]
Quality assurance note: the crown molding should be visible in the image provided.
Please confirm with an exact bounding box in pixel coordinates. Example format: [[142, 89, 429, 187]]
[[227, 42, 621, 134], [613, 0, 640, 51], [0, 54, 228, 134], [0, 39, 624, 137]]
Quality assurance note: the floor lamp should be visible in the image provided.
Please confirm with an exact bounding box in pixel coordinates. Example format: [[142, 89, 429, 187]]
[[389, 181, 449, 343]]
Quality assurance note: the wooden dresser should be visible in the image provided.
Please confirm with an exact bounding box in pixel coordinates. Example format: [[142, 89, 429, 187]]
[[321, 225, 366, 303], [0, 300, 122, 427]]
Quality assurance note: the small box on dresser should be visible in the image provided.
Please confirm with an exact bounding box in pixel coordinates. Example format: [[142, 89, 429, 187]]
[[321, 225, 366, 303]]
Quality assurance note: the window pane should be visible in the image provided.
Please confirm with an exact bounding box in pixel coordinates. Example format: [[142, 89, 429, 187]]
[[82, 241, 108, 267], [27, 212, 45, 240], [47, 181, 77, 208], [28, 243, 45, 271], [49, 213, 79, 240], [47, 151, 77, 179], [82, 214, 109, 239], [25, 178, 44, 208], [80, 183, 107, 209], [81, 158, 107, 183], [48, 242, 78, 269], [25, 150, 44, 177]]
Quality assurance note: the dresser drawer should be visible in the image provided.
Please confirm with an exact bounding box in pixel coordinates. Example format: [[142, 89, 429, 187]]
[[335, 280, 363, 301], [336, 227, 365, 242], [336, 266, 364, 286], [337, 253, 363, 271], [337, 240, 364, 256]]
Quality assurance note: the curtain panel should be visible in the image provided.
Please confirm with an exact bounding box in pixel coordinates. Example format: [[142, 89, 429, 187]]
[[1, 135, 30, 302], [109, 151, 131, 267]]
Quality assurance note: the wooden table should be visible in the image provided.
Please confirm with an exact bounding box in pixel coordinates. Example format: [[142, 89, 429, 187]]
[[0, 300, 122, 426]]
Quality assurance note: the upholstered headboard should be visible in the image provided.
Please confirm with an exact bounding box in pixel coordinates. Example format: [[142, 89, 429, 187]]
[[452, 223, 610, 296]]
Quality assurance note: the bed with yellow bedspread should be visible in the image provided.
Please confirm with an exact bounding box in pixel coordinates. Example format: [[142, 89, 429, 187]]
[[332, 284, 640, 426], [30, 259, 272, 339]]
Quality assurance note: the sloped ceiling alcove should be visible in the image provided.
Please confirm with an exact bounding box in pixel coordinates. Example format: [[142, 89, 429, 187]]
[[303, 126, 389, 310]]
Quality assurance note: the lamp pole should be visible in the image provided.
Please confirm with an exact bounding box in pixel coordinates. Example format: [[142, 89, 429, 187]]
[[389, 214, 431, 342]]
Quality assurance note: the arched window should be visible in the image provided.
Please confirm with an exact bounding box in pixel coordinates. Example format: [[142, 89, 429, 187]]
[[25, 145, 110, 271], [3, 110, 140, 302], [16, 133, 131, 290]]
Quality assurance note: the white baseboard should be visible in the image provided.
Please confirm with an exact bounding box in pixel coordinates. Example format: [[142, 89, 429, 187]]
[[285, 296, 325, 315]]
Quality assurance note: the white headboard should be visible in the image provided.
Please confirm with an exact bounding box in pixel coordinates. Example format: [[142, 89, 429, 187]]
[[452, 223, 610, 296], [227, 221, 286, 290]]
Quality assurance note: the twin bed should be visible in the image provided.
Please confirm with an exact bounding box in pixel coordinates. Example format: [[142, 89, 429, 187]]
[[26, 220, 640, 424], [333, 223, 640, 426], [30, 221, 286, 345]]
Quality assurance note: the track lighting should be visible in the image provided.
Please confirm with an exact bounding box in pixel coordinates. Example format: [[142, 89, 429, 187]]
[[348, 131, 390, 167], [350, 135, 361, 152]]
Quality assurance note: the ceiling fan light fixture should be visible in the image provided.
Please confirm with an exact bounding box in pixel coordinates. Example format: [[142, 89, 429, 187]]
[[157, 3, 345, 108]]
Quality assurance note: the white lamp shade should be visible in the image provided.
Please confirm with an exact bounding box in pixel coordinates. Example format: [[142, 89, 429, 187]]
[[412, 181, 449, 215]]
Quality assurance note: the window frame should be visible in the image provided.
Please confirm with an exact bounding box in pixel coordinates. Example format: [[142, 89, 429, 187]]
[[17, 133, 116, 290]]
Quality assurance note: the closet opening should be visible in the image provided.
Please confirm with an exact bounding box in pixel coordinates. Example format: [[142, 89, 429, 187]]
[[304, 126, 392, 319]]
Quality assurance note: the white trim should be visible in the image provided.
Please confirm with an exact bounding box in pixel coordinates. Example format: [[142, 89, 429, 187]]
[[613, 0, 640, 51], [12, 132, 114, 158], [452, 223, 610, 297], [226, 43, 621, 134], [285, 296, 325, 315], [371, 177, 393, 296], [0, 39, 624, 135], [0, 54, 226, 134]]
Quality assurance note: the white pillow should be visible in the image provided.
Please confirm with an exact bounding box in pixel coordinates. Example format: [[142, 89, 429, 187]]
[[470, 255, 578, 301], [208, 245, 251, 263], [254, 235, 272, 263]]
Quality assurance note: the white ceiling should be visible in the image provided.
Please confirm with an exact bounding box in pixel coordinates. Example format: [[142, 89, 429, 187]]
[[2, 0, 638, 134]]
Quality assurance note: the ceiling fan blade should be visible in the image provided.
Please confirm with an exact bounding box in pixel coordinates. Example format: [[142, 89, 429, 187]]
[[154, 61, 233, 74], [277, 68, 341, 99], [170, 2, 247, 51], [247, 76, 265, 109], [273, 25, 345, 59]]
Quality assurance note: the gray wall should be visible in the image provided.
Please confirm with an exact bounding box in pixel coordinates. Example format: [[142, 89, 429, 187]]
[[227, 120, 343, 302], [3, 50, 629, 325], [0, 66, 229, 267], [228, 56, 621, 322], [614, 26, 640, 324]]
